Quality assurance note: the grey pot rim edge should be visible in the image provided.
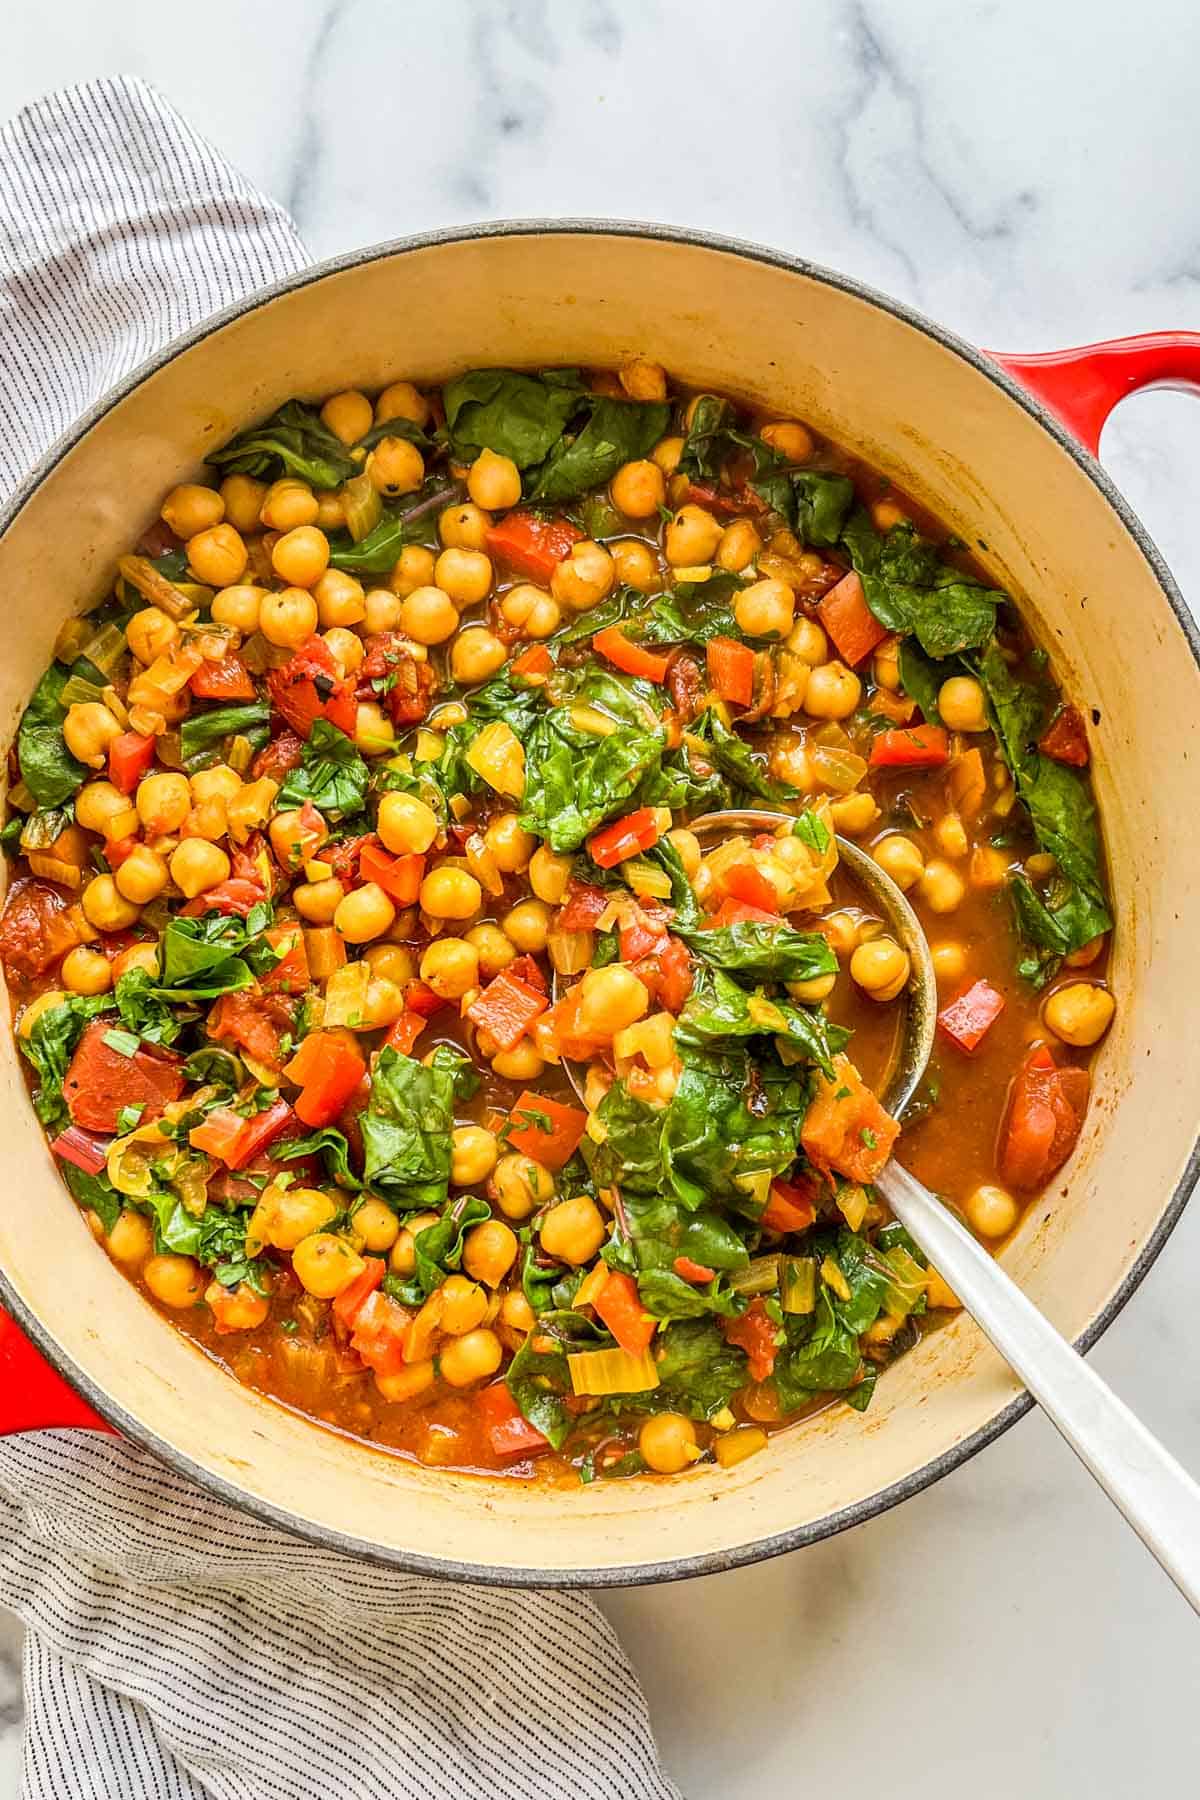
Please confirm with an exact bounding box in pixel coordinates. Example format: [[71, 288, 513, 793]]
[[1, 215, 1196, 1590]]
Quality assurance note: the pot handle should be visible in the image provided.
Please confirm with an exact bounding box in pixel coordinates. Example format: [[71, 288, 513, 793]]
[[0, 1306, 111, 1433], [988, 332, 1200, 454]]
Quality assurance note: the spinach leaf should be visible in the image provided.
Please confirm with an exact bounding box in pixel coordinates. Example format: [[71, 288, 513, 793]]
[[443, 368, 586, 468], [181, 702, 270, 769], [701, 714, 790, 803], [279, 719, 368, 821], [359, 1047, 454, 1211], [896, 638, 943, 723], [757, 470, 856, 546], [677, 394, 741, 480], [208, 399, 358, 489], [661, 1041, 812, 1213], [153, 904, 274, 1000], [17, 665, 87, 807], [520, 705, 664, 853], [615, 1190, 749, 1323], [772, 1230, 888, 1410], [553, 586, 639, 644], [636, 739, 730, 816], [647, 838, 703, 929], [114, 968, 185, 1047], [641, 574, 746, 647], [504, 1331, 575, 1449], [406, 1196, 491, 1300], [646, 1318, 748, 1421], [61, 1162, 122, 1234], [181, 1045, 244, 1090], [675, 964, 850, 1079], [677, 918, 838, 985], [529, 397, 670, 503], [274, 1127, 362, 1190], [842, 511, 999, 657], [586, 1082, 667, 1198], [427, 1043, 481, 1104], [327, 512, 407, 575], [18, 993, 112, 1129]]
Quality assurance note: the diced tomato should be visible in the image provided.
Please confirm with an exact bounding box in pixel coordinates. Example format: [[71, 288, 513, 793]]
[[705, 896, 778, 929], [0, 879, 81, 981], [593, 1271, 656, 1357], [511, 643, 553, 681], [654, 935, 694, 1013], [324, 834, 369, 887], [266, 636, 356, 739], [358, 632, 436, 726], [504, 1092, 587, 1170], [207, 988, 291, 1069], [508, 954, 548, 993], [466, 969, 548, 1051], [485, 509, 582, 584], [620, 914, 668, 965], [403, 978, 445, 1017], [291, 1033, 365, 1129], [189, 1107, 252, 1163], [260, 926, 309, 997], [1039, 704, 1090, 768], [762, 1176, 818, 1234], [50, 1124, 110, 1174], [475, 1382, 550, 1458], [250, 728, 305, 784], [332, 1257, 386, 1328], [673, 1255, 716, 1284], [1000, 1045, 1089, 1190], [723, 1298, 780, 1382], [706, 636, 756, 706], [949, 745, 987, 817], [725, 861, 781, 914], [102, 835, 139, 869], [869, 724, 950, 770], [63, 1020, 184, 1134], [229, 1098, 295, 1170], [558, 883, 610, 931], [938, 979, 1006, 1055], [349, 1288, 412, 1379], [385, 1011, 427, 1056], [592, 626, 670, 684], [588, 807, 663, 870], [801, 1055, 899, 1185], [107, 731, 156, 795], [230, 833, 276, 896], [189, 652, 256, 701], [817, 570, 887, 667], [180, 878, 265, 918], [358, 839, 425, 906], [681, 479, 754, 518]]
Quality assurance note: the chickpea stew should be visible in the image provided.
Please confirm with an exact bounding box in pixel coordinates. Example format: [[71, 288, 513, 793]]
[[0, 361, 1114, 1482]]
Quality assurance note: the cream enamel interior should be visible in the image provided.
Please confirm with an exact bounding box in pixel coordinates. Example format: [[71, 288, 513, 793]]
[[0, 229, 1196, 1581]]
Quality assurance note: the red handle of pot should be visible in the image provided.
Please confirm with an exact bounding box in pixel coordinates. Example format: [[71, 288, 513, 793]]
[[0, 1306, 111, 1433], [989, 333, 1200, 454]]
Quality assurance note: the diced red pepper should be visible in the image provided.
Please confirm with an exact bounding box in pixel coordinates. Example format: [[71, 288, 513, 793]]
[[466, 969, 549, 1051], [107, 731, 157, 795], [102, 835, 138, 870], [403, 979, 445, 1018], [723, 1298, 780, 1382], [181, 878, 268, 920], [654, 935, 694, 1013], [592, 626, 670, 684], [869, 724, 950, 770], [259, 924, 310, 997], [511, 643, 554, 681], [266, 636, 356, 739], [0, 879, 82, 981], [593, 1270, 656, 1357], [1000, 1045, 1090, 1190], [705, 896, 778, 929], [189, 653, 257, 701], [332, 1257, 386, 1328], [484, 509, 582, 584], [358, 839, 425, 906], [817, 570, 888, 667], [207, 989, 290, 1070], [50, 1124, 110, 1175], [384, 1011, 427, 1056], [504, 1092, 587, 1170], [229, 1098, 295, 1170], [673, 1255, 715, 1284], [189, 1107, 253, 1163], [587, 807, 663, 870], [762, 1176, 818, 1234], [349, 1288, 412, 1379], [357, 633, 436, 727], [475, 1381, 550, 1458], [63, 1021, 184, 1134], [619, 914, 668, 965], [1038, 704, 1090, 768], [558, 883, 610, 931], [291, 1033, 365, 1129], [725, 861, 781, 914], [938, 979, 1006, 1054], [706, 636, 756, 706], [802, 1056, 899, 1185]]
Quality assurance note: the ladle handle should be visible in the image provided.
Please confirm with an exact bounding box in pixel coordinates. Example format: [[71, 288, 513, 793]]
[[876, 1160, 1200, 1615], [0, 1306, 110, 1433]]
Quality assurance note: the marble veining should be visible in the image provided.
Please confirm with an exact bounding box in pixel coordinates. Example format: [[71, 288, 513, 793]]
[[3, 3, 1200, 1794]]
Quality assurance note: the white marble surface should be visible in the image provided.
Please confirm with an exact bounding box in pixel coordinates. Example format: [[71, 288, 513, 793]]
[[3, 2, 1200, 1793]]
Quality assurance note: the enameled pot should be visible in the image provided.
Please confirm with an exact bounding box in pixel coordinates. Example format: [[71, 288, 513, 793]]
[[2, 224, 1200, 1586]]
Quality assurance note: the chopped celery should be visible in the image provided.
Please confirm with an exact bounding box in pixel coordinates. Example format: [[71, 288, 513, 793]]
[[836, 1182, 870, 1232], [730, 1254, 780, 1296], [566, 1347, 659, 1397], [881, 1244, 928, 1319], [80, 621, 128, 678], [621, 858, 672, 900], [57, 675, 106, 710], [781, 1255, 816, 1314], [820, 1255, 852, 1303]]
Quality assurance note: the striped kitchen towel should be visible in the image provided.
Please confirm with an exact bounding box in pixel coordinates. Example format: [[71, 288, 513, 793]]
[[0, 76, 678, 1800]]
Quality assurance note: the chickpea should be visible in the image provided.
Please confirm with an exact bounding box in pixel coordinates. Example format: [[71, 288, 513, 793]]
[[1043, 982, 1115, 1048], [308, 570, 363, 632], [388, 1211, 440, 1277], [872, 835, 925, 892], [734, 576, 795, 640], [292, 1232, 364, 1299], [805, 660, 862, 721], [786, 618, 828, 666], [576, 965, 649, 1039], [335, 883, 396, 944], [180, 795, 228, 842], [257, 586, 317, 649], [75, 781, 133, 837], [931, 942, 967, 984], [397, 584, 458, 647], [112, 942, 159, 982], [420, 936, 479, 1000], [610, 459, 665, 520], [489, 1152, 555, 1221], [439, 1327, 503, 1388], [371, 798, 433, 864], [350, 701, 394, 758], [210, 584, 264, 634], [451, 1124, 500, 1189], [320, 389, 373, 444], [161, 483, 223, 539], [211, 477, 263, 538], [113, 845, 168, 906], [251, 1188, 338, 1258], [465, 922, 515, 980], [17, 989, 68, 1039], [290, 883, 342, 932], [60, 945, 113, 996], [873, 639, 901, 691], [63, 702, 121, 768], [528, 845, 572, 906], [620, 358, 668, 402], [918, 859, 966, 915], [789, 970, 837, 1003], [134, 771, 189, 836], [970, 846, 1010, 892], [270, 525, 328, 589], [81, 874, 140, 932], [187, 523, 247, 587], [366, 435, 424, 497], [485, 814, 535, 874], [440, 1273, 490, 1337], [662, 828, 701, 881], [872, 496, 909, 532], [938, 675, 988, 733], [421, 866, 482, 921], [500, 1289, 535, 1333], [125, 605, 180, 667], [761, 418, 814, 462], [609, 539, 661, 594], [933, 812, 969, 859], [849, 937, 910, 1002], [261, 479, 319, 532], [322, 627, 363, 675], [458, 1220, 515, 1290], [551, 540, 616, 612], [347, 1199, 398, 1255], [829, 792, 879, 837], [359, 976, 404, 1030], [431, 549, 489, 609], [499, 582, 561, 639], [965, 1184, 1019, 1240], [492, 1039, 545, 1082], [269, 806, 327, 870], [168, 839, 230, 899], [106, 1208, 154, 1265], [639, 1413, 699, 1474], [501, 896, 551, 952], [142, 1252, 203, 1309], [652, 436, 685, 476], [712, 518, 760, 573], [665, 504, 722, 567], [364, 944, 416, 985], [448, 625, 505, 686], [190, 764, 241, 805], [438, 503, 492, 552], [467, 447, 521, 511], [387, 545, 437, 601], [375, 380, 430, 428]]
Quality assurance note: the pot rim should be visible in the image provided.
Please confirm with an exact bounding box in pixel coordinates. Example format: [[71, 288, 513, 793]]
[[2, 216, 1197, 1588]]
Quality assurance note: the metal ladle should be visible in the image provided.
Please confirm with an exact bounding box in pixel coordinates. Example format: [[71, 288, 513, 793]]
[[562, 808, 1200, 1613]]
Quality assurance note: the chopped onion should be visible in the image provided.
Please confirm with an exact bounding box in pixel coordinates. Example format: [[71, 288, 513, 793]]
[[342, 471, 382, 543], [548, 926, 593, 975], [566, 1346, 659, 1397], [810, 743, 868, 793], [465, 832, 504, 897], [27, 853, 81, 889]]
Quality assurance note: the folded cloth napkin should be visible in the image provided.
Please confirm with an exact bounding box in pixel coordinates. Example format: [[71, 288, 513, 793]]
[[0, 76, 678, 1800]]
